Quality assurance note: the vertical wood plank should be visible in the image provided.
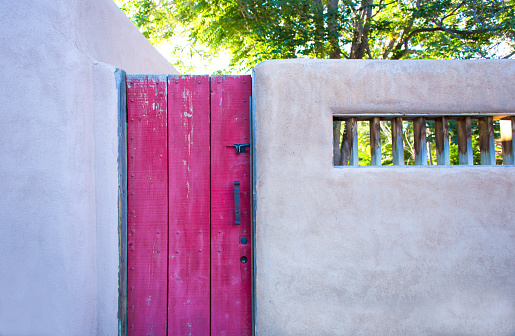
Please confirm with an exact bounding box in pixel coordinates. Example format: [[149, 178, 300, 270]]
[[346, 118, 359, 166], [501, 118, 514, 165], [370, 117, 381, 166], [512, 117, 515, 164], [127, 75, 168, 336], [391, 117, 404, 165], [211, 75, 252, 336], [457, 117, 473, 165], [435, 117, 450, 165], [479, 116, 496, 165], [167, 75, 211, 335], [333, 121, 342, 165], [116, 69, 128, 336], [414, 117, 427, 165]]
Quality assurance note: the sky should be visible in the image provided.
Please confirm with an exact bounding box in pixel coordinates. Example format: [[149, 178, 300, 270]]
[[154, 40, 234, 75], [114, 0, 233, 74]]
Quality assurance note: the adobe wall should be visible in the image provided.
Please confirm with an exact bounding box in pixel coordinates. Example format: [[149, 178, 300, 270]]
[[0, 0, 176, 335], [253, 60, 515, 335]]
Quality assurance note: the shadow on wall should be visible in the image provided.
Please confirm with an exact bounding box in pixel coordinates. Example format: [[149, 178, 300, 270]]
[[0, 0, 177, 335]]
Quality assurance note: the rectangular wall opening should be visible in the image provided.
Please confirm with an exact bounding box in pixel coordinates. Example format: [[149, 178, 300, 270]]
[[333, 115, 514, 167]]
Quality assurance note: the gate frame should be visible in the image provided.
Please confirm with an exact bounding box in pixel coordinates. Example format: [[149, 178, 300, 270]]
[[250, 72, 257, 336], [116, 69, 128, 336], [116, 73, 257, 336]]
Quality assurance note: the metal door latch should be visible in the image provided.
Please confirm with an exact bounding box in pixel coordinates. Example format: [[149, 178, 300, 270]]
[[234, 181, 241, 225], [226, 144, 250, 154]]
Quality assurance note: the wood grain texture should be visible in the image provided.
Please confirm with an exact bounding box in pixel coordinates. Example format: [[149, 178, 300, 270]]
[[457, 117, 473, 165], [501, 118, 514, 165], [370, 117, 381, 166], [127, 75, 168, 336], [479, 116, 496, 165], [435, 117, 450, 165], [414, 117, 427, 165], [333, 121, 342, 166], [210, 75, 252, 336], [167, 75, 211, 335], [391, 117, 404, 165], [346, 117, 359, 166], [116, 69, 128, 336]]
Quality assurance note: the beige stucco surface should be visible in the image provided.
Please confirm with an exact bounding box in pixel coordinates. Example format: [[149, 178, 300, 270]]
[[253, 60, 515, 335], [0, 0, 176, 335]]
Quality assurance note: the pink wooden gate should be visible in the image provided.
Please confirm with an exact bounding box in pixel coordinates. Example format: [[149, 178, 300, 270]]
[[126, 75, 252, 336]]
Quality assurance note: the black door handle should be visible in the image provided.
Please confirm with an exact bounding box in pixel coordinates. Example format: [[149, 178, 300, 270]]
[[234, 181, 241, 225], [226, 144, 250, 154]]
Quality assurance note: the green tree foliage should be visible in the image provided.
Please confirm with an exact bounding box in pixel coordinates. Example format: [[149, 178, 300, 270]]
[[118, 0, 513, 165], [117, 0, 515, 71]]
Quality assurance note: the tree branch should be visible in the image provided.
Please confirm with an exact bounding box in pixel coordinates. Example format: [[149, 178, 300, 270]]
[[350, 0, 374, 58], [393, 23, 506, 57], [434, 23, 506, 37], [503, 50, 515, 59], [365, 35, 373, 58], [440, 0, 466, 22], [370, 0, 395, 19]]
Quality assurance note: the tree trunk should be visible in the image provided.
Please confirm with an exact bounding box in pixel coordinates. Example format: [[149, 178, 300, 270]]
[[314, 0, 325, 57], [350, 0, 374, 59], [333, 121, 350, 165], [327, 0, 341, 59]]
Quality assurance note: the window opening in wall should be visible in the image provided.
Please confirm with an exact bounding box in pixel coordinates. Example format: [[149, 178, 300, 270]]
[[426, 120, 436, 165], [357, 121, 370, 165], [402, 119, 415, 165], [380, 120, 393, 165], [333, 115, 514, 167]]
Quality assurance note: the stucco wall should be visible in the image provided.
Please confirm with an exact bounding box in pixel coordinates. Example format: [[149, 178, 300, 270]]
[[0, 0, 176, 335], [253, 60, 515, 335]]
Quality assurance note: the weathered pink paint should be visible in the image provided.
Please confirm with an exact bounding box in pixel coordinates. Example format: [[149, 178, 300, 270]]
[[127, 75, 168, 335], [210, 76, 253, 336], [126, 75, 252, 335], [168, 75, 211, 335]]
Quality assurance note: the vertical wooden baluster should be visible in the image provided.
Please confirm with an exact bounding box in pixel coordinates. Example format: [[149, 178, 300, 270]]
[[435, 117, 450, 165], [370, 117, 381, 166], [457, 117, 473, 165], [333, 120, 342, 166], [391, 117, 404, 166], [512, 117, 515, 163], [479, 116, 495, 165], [511, 117, 515, 165], [501, 118, 514, 165], [347, 117, 359, 166], [414, 117, 427, 165]]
